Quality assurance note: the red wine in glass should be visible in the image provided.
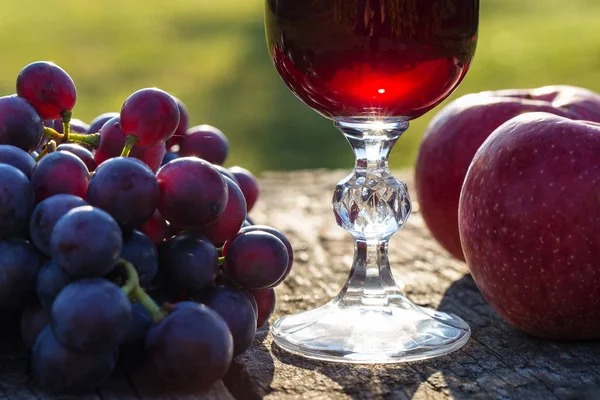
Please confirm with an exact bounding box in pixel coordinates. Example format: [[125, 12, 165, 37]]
[[266, 0, 479, 120]]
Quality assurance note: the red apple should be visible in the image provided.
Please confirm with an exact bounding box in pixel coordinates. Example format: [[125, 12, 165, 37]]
[[458, 112, 600, 340], [415, 85, 600, 260]]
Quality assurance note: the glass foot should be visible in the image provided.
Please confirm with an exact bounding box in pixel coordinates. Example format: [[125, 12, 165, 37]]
[[272, 296, 470, 364]]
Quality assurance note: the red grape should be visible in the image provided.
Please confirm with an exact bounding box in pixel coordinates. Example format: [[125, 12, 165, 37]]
[[0, 239, 45, 308], [0, 164, 34, 239], [165, 97, 189, 149], [204, 285, 257, 356], [36, 260, 73, 309], [87, 157, 158, 232], [51, 278, 132, 354], [95, 117, 166, 172], [114, 303, 151, 375], [0, 95, 44, 152], [31, 151, 90, 203], [230, 166, 259, 212], [57, 143, 97, 171], [159, 233, 219, 293], [142, 303, 233, 390], [88, 112, 119, 133], [195, 177, 247, 247], [139, 210, 169, 247], [120, 230, 158, 287], [50, 206, 123, 277], [241, 225, 294, 285], [29, 194, 88, 255], [214, 164, 238, 184], [16, 61, 76, 120], [179, 125, 229, 165], [0, 144, 35, 178], [224, 231, 288, 290], [120, 88, 180, 146], [252, 288, 276, 328], [32, 326, 117, 394], [156, 157, 228, 228]]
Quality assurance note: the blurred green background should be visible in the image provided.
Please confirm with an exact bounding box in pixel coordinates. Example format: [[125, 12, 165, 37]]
[[0, 0, 599, 172]]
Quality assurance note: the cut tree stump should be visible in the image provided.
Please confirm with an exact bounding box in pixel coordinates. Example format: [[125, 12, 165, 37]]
[[2, 170, 599, 400]]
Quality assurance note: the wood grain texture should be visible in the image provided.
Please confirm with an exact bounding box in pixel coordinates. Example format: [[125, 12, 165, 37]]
[[1, 170, 599, 400]]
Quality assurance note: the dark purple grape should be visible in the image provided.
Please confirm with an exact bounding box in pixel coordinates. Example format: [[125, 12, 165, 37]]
[[214, 164, 238, 184], [31, 326, 117, 394], [196, 177, 246, 247], [159, 233, 218, 293], [230, 166, 259, 212], [36, 260, 72, 308], [179, 125, 228, 165], [16, 61, 76, 120], [31, 151, 90, 203], [240, 225, 294, 285], [161, 151, 179, 166], [0, 164, 34, 239], [224, 231, 288, 290], [0, 144, 36, 178], [50, 206, 122, 277], [252, 288, 276, 328], [142, 302, 233, 389], [29, 194, 88, 255], [21, 302, 50, 350], [57, 143, 97, 171], [204, 286, 257, 356], [156, 157, 228, 228], [51, 278, 132, 353], [0, 239, 45, 308], [241, 289, 258, 318], [70, 118, 89, 133], [120, 88, 180, 146], [0, 95, 44, 152], [87, 157, 158, 232], [95, 116, 166, 172], [114, 303, 151, 375], [165, 97, 189, 149], [52, 118, 89, 134], [139, 210, 168, 247], [121, 230, 158, 286], [88, 112, 119, 133]]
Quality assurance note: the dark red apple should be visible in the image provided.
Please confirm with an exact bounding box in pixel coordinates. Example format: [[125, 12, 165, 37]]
[[415, 85, 600, 260], [459, 112, 600, 340]]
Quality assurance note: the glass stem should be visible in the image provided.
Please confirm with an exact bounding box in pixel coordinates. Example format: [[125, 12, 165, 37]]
[[332, 119, 411, 307]]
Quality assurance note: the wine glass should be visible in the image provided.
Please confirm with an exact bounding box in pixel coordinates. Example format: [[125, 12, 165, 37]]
[[265, 0, 479, 363]]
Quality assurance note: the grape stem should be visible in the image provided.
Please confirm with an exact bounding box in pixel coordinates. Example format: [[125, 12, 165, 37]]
[[120, 134, 138, 157], [43, 127, 101, 148], [35, 145, 49, 162], [71, 132, 101, 148], [119, 259, 167, 324], [47, 140, 57, 153], [61, 110, 72, 142], [218, 256, 225, 265]]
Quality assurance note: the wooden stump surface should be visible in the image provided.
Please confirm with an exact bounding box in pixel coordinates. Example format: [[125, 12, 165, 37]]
[[1, 170, 599, 400]]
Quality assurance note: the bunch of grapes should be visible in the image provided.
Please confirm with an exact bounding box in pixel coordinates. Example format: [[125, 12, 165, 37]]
[[0, 61, 291, 394]]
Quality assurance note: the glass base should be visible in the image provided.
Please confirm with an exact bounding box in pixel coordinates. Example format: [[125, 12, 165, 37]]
[[272, 295, 470, 364]]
